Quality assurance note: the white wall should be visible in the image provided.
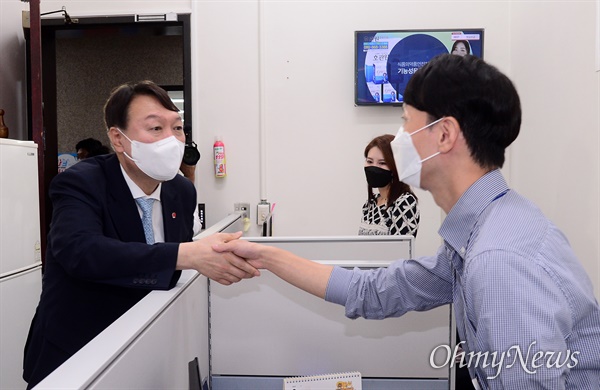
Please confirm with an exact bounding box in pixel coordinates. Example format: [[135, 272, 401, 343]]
[[193, 0, 512, 256], [508, 1, 599, 296], [0, 0, 29, 139], [0, 0, 597, 297]]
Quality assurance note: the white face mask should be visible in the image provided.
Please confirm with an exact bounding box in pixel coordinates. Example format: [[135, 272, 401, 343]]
[[391, 117, 444, 189], [118, 129, 184, 181]]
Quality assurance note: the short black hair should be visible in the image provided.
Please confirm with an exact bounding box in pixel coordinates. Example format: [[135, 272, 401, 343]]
[[103, 80, 179, 131], [75, 137, 110, 157], [76, 137, 102, 152], [403, 54, 521, 169], [90, 144, 111, 157]]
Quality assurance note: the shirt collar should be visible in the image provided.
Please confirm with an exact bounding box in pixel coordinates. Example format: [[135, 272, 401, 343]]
[[439, 169, 509, 257], [120, 165, 162, 201]]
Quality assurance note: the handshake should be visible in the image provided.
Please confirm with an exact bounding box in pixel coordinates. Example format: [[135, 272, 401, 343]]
[[177, 231, 332, 298], [177, 231, 265, 286]]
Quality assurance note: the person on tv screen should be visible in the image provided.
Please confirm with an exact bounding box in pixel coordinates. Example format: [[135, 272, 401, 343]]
[[359, 134, 419, 236], [451, 40, 471, 56], [214, 54, 600, 389]]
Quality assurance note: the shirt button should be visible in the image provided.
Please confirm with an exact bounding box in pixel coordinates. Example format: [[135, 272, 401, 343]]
[[460, 247, 466, 255]]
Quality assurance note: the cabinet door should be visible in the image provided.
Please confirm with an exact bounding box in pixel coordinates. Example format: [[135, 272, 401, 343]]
[[0, 265, 42, 390]]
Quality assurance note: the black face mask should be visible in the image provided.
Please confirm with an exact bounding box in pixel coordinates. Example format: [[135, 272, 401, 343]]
[[364, 166, 393, 188]]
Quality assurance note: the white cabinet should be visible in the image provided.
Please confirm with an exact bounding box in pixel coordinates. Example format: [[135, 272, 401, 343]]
[[0, 139, 42, 390]]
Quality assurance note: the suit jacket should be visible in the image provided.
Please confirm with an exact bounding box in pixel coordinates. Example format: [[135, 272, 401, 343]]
[[23, 154, 196, 387]]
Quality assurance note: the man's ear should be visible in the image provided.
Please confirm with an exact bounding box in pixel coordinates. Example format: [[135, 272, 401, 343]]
[[107, 127, 124, 152], [437, 117, 461, 153]]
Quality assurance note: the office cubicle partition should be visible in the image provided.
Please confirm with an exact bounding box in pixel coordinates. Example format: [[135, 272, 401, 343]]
[[210, 236, 449, 390], [34, 215, 449, 390]]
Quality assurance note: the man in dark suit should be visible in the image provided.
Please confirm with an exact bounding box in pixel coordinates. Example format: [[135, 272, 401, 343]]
[[23, 80, 259, 388]]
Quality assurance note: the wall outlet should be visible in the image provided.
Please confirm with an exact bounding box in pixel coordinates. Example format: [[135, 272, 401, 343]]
[[257, 203, 270, 225], [234, 203, 250, 220]]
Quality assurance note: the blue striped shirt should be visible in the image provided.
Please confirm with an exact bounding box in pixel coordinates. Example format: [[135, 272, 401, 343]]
[[326, 169, 600, 389]]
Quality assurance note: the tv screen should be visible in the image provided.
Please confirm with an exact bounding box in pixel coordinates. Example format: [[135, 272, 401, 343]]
[[355, 29, 484, 106]]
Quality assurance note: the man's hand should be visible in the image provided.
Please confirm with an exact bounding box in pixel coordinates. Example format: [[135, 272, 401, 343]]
[[213, 237, 333, 299], [213, 238, 266, 269], [177, 232, 260, 285]]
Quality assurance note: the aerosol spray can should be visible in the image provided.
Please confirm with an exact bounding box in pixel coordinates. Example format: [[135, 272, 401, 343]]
[[213, 136, 226, 178]]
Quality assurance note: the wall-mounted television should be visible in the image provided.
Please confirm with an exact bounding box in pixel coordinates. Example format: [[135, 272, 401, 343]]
[[355, 29, 484, 106]]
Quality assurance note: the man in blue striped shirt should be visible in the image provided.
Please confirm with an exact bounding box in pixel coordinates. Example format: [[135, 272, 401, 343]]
[[216, 54, 600, 389]]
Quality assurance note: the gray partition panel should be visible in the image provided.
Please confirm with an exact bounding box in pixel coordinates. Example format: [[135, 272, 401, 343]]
[[34, 270, 209, 389], [209, 236, 450, 381], [245, 235, 413, 261]]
